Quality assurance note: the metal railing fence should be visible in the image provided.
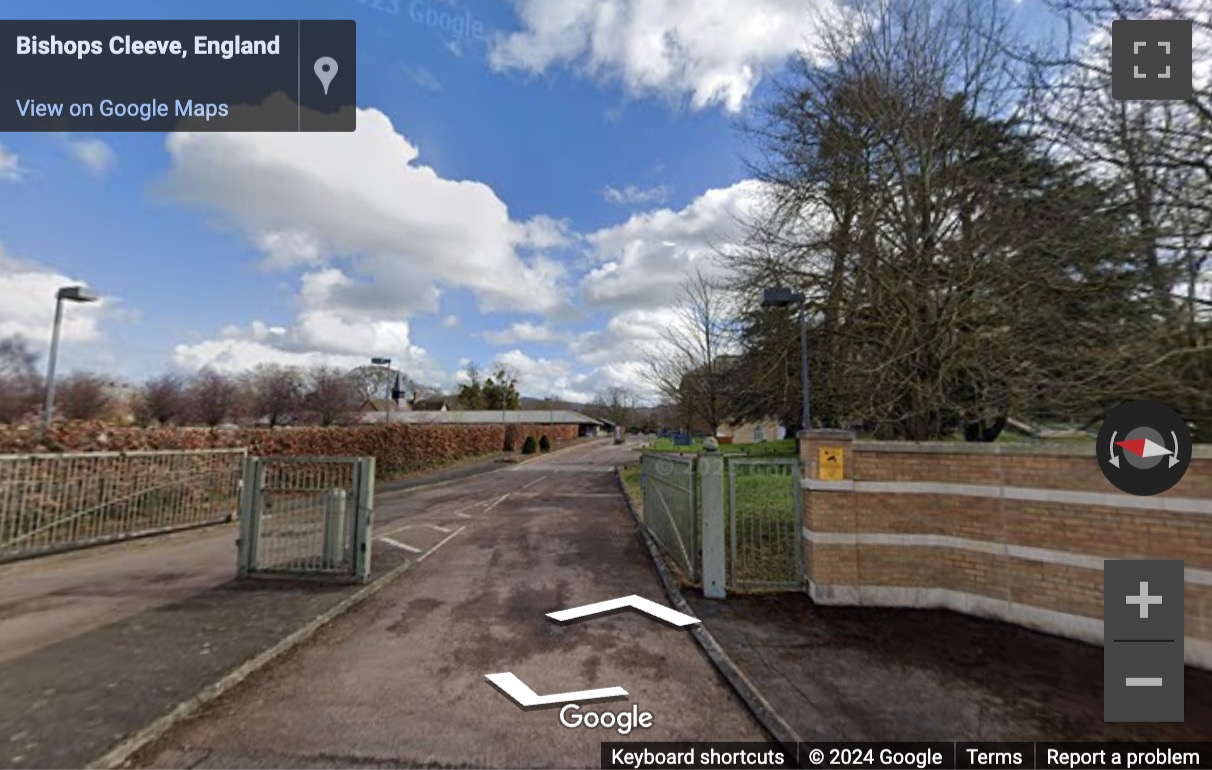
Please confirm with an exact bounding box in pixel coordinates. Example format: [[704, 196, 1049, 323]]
[[0, 448, 246, 562]]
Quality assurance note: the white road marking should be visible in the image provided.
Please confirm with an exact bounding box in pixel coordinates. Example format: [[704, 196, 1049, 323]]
[[379, 537, 422, 553], [426, 524, 453, 533], [485, 672, 628, 707], [454, 512, 473, 518], [483, 493, 510, 512], [521, 475, 548, 490], [547, 595, 700, 627], [417, 526, 466, 563]]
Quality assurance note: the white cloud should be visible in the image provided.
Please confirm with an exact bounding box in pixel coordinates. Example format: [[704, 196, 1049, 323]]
[[0, 142, 22, 181], [173, 264, 447, 385], [580, 178, 763, 311], [603, 183, 669, 205], [492, 348, 597, 403], [483, 321, 569, 345], [160, 107, 573, 318], [490, 0, 841, 112], [160, 107, 594, 384], [0, 243, 108, 344], [442, 314, 460, 328], [64, 137, 117, 175]]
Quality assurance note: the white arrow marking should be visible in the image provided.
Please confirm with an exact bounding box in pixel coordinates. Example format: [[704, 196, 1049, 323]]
[[485, 672, 628, 708], [546, 595, 700, 627], [1170, 431, 1181, 468], [1109, 431, 1120, 468], [379, 537, 421, 553]]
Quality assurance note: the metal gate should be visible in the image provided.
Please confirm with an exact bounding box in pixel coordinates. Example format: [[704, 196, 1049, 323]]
[[725, 456, 802, 590], [237, 456, 375, 583], [639, 453, 697, 582]]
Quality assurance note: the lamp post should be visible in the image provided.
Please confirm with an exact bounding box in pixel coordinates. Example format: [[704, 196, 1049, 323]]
[[42, 285, 99, 432], [761, 287, 810, 433], [371, 357, 392, 425]]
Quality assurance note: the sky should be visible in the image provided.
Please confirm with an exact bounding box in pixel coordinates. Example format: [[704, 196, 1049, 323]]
[[0, 0, 1071, 402]]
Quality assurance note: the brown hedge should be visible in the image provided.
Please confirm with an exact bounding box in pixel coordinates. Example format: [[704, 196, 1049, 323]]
[[0, 421, 581, 477]]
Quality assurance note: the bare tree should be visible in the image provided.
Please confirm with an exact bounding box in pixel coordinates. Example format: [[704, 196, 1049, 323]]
[[186, 369, 239, 427], [304, 365, 360, 426], [244, 363, 303, 427], [645, 269, 735, 435], [589, 386, 639, 428], [0, 335, 42, 424], [134, 373, 186, 426], [56, 372, 112, 421]]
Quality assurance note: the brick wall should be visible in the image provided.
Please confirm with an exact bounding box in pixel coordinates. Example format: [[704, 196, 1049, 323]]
[[798, 430, 1212, 669]]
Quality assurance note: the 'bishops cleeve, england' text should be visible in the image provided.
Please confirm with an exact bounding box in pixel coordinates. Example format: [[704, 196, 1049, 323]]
[[15, 35, 281, 60]]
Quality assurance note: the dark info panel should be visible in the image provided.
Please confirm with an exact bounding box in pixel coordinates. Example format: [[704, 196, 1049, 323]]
[[2, 20, 355, 131]]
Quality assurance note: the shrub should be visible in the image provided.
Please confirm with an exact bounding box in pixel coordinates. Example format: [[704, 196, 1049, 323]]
[[522, 435, 537, 454], [539, 435, 551, 452]]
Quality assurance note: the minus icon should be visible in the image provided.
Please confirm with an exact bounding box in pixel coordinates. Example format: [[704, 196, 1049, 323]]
[[1125, 678, 1163, 686]]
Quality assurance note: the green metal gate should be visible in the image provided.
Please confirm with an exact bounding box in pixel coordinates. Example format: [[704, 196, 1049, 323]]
[[639, 453, 697, 582], [237, 456, 375, 583], [725, 456, 802, 590]]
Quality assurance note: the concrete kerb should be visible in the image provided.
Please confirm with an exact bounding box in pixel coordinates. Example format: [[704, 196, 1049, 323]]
[[612, 469, 803, 750], [88, 558, 418, 770]]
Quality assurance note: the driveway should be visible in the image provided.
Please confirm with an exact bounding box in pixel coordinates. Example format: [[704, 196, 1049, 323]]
[[133, 440, 768, 768]]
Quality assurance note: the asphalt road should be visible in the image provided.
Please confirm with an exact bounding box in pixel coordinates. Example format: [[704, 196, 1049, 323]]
[[132, 440, 768, 768]]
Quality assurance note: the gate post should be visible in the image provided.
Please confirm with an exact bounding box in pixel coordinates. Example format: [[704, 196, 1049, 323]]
[[322, 488, 347, 568], [236, 456, 263, 578], [699, 441, 726, 599]]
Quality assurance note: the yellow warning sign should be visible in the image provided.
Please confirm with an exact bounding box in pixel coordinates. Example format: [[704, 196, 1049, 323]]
[[818, 447, 844, 480]]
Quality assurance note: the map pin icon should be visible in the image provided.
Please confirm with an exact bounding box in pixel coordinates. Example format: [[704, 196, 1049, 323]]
[[314, 57, 338, 95]]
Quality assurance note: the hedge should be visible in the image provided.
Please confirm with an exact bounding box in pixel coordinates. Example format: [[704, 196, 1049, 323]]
[[0, 421, 511, 478]]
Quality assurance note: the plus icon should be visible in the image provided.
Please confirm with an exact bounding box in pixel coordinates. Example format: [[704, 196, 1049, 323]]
[[1126, 581, 1163, 619], [1111, 19, 1193, 101]]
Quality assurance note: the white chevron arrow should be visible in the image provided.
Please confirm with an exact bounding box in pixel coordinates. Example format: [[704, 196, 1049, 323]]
[[546, 595, 700, 627], [485, 672, 628, 708]]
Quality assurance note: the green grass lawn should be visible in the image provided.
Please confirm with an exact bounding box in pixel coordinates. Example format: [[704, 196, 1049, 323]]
[[644, 437, 798, 456]]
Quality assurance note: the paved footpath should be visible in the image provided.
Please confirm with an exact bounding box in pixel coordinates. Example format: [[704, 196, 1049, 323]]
[[130, 441, 766, 768]]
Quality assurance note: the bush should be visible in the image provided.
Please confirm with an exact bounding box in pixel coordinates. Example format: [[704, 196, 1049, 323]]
[[539, 434, 551, 452], [522, 435, 537, 454]]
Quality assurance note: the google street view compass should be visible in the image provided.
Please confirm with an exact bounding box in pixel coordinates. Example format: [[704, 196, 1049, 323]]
[[1097, 400, 1191, 496]]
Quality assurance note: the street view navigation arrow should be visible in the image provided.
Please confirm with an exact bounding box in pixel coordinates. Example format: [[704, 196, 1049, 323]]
[[485, 672, 628, 710], [546, 594, 700, 627]]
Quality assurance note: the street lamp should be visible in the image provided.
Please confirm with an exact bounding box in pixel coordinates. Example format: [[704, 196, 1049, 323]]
[[370, 357, 392, 424], [761, 287, 810, 433], [42, 285, 99, 431]]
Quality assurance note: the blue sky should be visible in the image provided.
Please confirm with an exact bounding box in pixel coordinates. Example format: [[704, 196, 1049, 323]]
[[0, 0, 1053, 402]]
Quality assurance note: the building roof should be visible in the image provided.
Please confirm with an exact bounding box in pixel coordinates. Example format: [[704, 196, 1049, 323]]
[[363, 410, 604, 425]]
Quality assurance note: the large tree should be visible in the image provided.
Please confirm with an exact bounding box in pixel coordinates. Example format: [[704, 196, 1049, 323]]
[[730, 0, 1165, 440]]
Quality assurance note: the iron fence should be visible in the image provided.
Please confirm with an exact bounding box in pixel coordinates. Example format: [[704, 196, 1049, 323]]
[[726, 456, 802, 590], [238, 456, 374, 582], [0, 448, 246, 562], [640, 453, 697, 582]]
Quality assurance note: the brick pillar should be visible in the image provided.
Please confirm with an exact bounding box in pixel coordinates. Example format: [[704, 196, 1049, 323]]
[[798, 429, 859, 604]]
